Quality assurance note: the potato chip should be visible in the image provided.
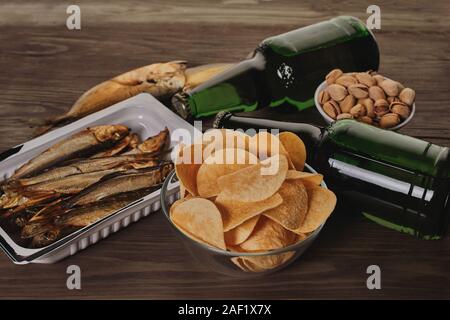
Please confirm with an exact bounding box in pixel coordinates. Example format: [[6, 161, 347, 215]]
[[248, 131, 294, 167], [293, 186, 337, 234], [239, 216, 297, 252], [285, 170, 323, 188], [295, 232, 307, 242], [230, 257, 251, 272], [202, 129, 249, 158], [179, 181, 188, 199], [241, 251, 296, 272], [170, 197, 226, 250], [216, 193, 282, 231], [175, 143, 204, 195], [217, 154, 288, 202], [224, 215, 260, 245], [278, 132, 307, 171], [197, 148, 258, 198], [263, 180, 308, 230]]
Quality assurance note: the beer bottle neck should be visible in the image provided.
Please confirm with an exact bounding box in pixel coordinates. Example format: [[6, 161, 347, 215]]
[[213, 112, 323, 154], [171, 53, 266, 120]]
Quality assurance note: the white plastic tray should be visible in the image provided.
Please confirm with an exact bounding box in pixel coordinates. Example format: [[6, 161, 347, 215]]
[[0, 93, 195, 264]]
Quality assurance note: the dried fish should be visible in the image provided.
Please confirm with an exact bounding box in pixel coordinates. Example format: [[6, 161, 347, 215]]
[[91, 132, 138, 158], [66, 162, 173, 207], [125, 127, 169, 155], [10, 153, 159, 188], [12, 125, 129, 179], [1, 159, 160, 215], [28, 189, 154, 246], [30, 227, 62, 248], [33, 62, 236, 136], [36, 61, 186, 135], [184, 63, 233, 90]]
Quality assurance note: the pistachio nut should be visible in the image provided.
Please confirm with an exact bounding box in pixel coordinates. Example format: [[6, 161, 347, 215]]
[[390, 101, 411, 120], [373, 75, 385, 85], [336, 75, 358, 87], [368, 85, 386, 101], [358, 116, 373, 125], [374, 99, 390, 117], [336, 113, 353, 120], [327, 84, 348, 101], [397, 81, 405, 93], [349, 104, 367, 117], [318, 90, 330, 104], [387, 96, 400, 104], [399, 88, 415, 106], [355, 72, 376, 87], [325, 69, 343, 85], [323, 100, 341, 119], [348, 83, 369, 99], [379, 79, 399, 97], [359, 98, 375, 118], [379, 113, 400, 128], [339, 94, 356, 113]]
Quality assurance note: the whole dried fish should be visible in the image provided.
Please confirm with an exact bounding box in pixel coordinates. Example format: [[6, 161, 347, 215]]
[[33, 62, 235, 136], [0, 170, 117, 216], [30, 227, 62, 248], [66, 162, 173, 207], [12, 125, 129, 179], [28, 189, 153, 246], [125, 127, 169, 155], [10, 153, 159, 188], [36, 61, 186, 135], [91, 132, 139, 158], [184, 63, 233, 90], [1, 159, 160, 215]]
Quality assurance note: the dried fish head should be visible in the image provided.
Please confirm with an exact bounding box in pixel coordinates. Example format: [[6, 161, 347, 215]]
[[90, 125, 129, 142]]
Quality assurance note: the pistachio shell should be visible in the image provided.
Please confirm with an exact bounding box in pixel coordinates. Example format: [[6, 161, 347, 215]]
[[349, 104, 367, 117], [325, 69, 343, 85], [318, 90, 330, 104], [327, 84, 348, 101], [369, 86, 386, 101], [358, 116, 373, 125], [379, 79, 399, 97], [379, 113, 400, 128], [387, 96, 400, 104], [355, 73, 376, 87], [390, 101, 411, 119], [348, 84, 369, 99], [336, 113, 353, 120], [359, 98, 375, 118], [399, 88, 415, 106], [335, 75, 358, 87], [373, 75, 385, 85], [322, 100, 341, 119], [374, 99, 390, 117], [339, 95, 356, 113]]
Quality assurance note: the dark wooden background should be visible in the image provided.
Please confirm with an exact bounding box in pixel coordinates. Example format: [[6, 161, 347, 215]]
[[0, 0, 449, 299]]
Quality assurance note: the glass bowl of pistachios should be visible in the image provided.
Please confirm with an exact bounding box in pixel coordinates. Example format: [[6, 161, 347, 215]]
[[314, 69, 416, 130]]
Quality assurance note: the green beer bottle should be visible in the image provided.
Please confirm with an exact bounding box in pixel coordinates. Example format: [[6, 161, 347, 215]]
[[214, 112, 450, 239], [172, 16, 379, 119]]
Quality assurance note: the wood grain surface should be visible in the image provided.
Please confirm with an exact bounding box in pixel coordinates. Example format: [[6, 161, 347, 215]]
[[0, 0, 449, 299]]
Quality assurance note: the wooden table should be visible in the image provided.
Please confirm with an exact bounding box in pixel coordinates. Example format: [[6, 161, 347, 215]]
[[0, 0, 449, 299]]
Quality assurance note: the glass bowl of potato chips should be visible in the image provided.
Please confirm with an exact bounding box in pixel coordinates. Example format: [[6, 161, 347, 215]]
[[160, 129, 336, 276]]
